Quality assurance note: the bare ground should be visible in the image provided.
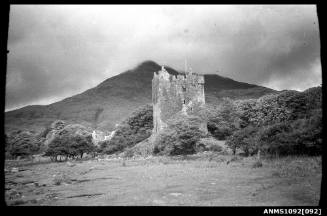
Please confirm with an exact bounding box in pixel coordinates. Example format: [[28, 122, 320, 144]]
[[5, 154, 321, 206]]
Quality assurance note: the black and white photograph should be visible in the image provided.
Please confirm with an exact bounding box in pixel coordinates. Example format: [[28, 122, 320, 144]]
[[4, 4, 322, 206]]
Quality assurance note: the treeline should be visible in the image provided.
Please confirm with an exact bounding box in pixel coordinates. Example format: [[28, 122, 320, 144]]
[[209, 86, 322, 156], [5, 86, 322, 160], [43, 123, 97, 161], [5, 130, 45, 159], [5, 120, 97, 161], [98, 87, 322, 157]]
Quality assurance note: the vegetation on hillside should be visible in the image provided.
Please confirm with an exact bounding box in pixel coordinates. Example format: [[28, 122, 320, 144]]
[[5, 80, 321, 160], [224, 86, 322, 156], [99, 104, 153, 154]]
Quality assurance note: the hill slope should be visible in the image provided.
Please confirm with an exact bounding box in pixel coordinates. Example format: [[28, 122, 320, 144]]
[[5, 60, 276, 133]]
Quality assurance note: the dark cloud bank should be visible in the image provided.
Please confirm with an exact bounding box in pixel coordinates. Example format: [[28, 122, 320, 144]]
[[6, 5, 321, 111]]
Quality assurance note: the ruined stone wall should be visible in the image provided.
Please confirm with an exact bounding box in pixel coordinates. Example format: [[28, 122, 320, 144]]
[[152, 66, 207, 135]]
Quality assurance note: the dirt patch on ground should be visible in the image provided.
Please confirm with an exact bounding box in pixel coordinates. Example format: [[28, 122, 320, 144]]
[[5, 154, 321, 206]]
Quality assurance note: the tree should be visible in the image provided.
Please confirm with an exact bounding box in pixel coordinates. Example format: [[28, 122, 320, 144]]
[[44, 123, 96, 161], [256, 122, 290, 156], [44, 134, 96, 161], [207, 98, 240, 140], [7, 131, 43, 159], [234, 98, 258, 128], [101, 104, 153, 154], [226, 126, 259, 156], [153, 114, 206, 155], [289, 110, 322, 155], [223, 86, 322, 157], [68, 135, 95, 158], [44, 136, 69, 161]]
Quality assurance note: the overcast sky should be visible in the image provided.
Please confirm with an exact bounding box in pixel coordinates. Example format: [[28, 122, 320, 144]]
[[6, 5, 321, 111]]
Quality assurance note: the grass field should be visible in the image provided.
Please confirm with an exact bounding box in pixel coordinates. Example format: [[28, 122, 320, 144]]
[[5, 153, 321, 206]]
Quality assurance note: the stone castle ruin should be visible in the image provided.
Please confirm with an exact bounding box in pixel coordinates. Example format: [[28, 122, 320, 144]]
[[152, 65, 207, 135]]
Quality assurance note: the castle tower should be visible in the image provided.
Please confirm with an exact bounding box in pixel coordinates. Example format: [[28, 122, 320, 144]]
[[152, 65, 207, 135]]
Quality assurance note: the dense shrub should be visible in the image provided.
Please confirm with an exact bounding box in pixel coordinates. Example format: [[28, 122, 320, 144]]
[[207, 121, 236, 140], [44, 123, 96, 161], [6, 131, 44, 159], [284, 87, 322, 120], [68, 135, 96, 158], [153, 114, 206, 156], [45, 134, 95, 161], [234, 87, 322, 128], [235, 93, 291, 128], [225, 87, 322, 157], [227, 109, 322, 157], [44, 136, 70, 161], [226, 126, 259, 156], [101, 104, 153, 154], [256, 112, 321, 156], [302, 87, 322, 111], [99, 139, 123, 154], [207, 98, 240, 140], [257, 122, 294, 156], [234, 98, 258, 128], [288, 111, 322, 155], [255, 93, 290, 126], [195, 137, 224, 152]]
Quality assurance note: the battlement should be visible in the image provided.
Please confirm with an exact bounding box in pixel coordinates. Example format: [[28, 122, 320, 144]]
[[152, 65, 207, 134], [153, 66, 204, 85]]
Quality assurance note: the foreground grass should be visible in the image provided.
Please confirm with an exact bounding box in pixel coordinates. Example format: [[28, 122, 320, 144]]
[[5, 153, 321, 206], [263, 155, 322, 178]]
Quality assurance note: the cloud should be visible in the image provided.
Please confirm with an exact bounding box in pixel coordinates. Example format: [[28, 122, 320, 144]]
[[6, 5, 321, 111]]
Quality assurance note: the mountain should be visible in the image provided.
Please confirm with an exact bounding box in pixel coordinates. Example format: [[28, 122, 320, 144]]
[[5, 60, 277, 134]]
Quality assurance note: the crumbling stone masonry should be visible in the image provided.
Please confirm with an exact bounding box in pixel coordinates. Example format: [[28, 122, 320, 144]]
[[152, 66, 207, 135]]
